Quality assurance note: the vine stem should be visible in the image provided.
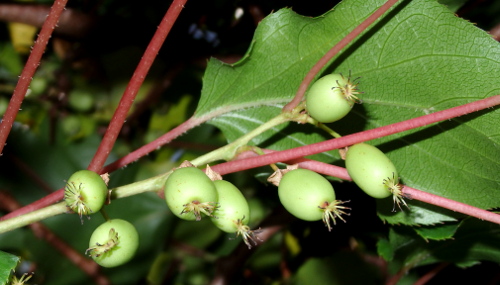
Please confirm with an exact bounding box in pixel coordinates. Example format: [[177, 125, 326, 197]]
[[0, 0, 68, 155], [2, 95, 499, 223], [403, 186, 500, 224], [191, 113, 295, 165], [235, 150, 500, 226], [0, 192, 109, 284], [0, 0, 189, 222], [100, 116, 205, 174], [0, 202, 67, 234], [282, 0, 401, 112], [211, 95, 500, 176], [87, 0, 188, 172]]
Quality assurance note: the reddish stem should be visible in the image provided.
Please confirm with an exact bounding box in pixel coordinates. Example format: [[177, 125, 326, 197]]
[[0, 4, 94, 38], [0, 0, 189, 222], [2, 95, 499, 223], [403, 186, 500, 224], [100, 116, 205, 173], [0, 0, 68, 155], [282, 0, 401, 112], [413, 262, 449, 285], [235, 150, 500, 225], [235, 148, 351, 181], [88, 0, 188, 173], [212, 95, 500, 176]]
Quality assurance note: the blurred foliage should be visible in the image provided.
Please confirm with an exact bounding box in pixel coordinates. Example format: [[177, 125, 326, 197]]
[[1, 0, 500, 284]]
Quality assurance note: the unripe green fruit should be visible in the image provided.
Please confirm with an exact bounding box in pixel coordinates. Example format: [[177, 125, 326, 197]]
[[211, 180, 261, 248], [306, 73, 360, 123], [345, 143, 397, 199], [278, 168, 349, 231], [68, 89, 94, 112], [278, 169, 335, 221], [164, 167, 218, 221], [61, 115, 82, 136], [87, 219, 139, 268], [211, 180, 250, 233], [29, 76, 48, 96], [64, 170, 108, 219]]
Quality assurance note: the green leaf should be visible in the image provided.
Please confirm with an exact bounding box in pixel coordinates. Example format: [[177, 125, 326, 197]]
[[376, 199, 462, 226], [292, 253, 382, 284], [0, 250, 19, 285], [381, 219, 500, 273], [196, 0, 500, 225], [413, 222, 461, 241], [377, 238, 394, 261]]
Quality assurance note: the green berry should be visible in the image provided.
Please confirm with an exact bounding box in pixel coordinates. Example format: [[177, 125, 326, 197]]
[[345, 143, 406, 210], [64, 170, 108, 220], [278, 168, 349, 231], [306, 73, 360, 123], [210, 180, 260, 248], [86, 219, 139, 268], [164, 167, 218, 221], [68, 89, 94, 112]]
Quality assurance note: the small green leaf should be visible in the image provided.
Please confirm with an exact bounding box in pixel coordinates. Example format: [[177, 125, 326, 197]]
[[0, 250, 19, 285], [292, 253, 382, 284], [376, 199, 462, 226], [377, 238, 394, 261], [382, 218, 500, 273], [413, 222, 461, 241]]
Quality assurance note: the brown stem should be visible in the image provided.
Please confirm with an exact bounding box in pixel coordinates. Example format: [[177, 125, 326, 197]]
[[0, 0, 68, 156], [0, 4, 95, 38], [282, 0, 401, 112], [414, 262, 449, 285], [87, 0, 188, 173]]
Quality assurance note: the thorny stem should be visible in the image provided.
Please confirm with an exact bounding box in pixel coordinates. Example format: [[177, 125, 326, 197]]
[[403, 186, 500, 225], [0, 0, 191, 222], [0, 0, 68, 155], [191, 109, 304, 166], [88, 0, 188, 173], [211, 95, 500, 176], [101, 116, 205, 174], [1, 95, 500, 230], [282, 0, 401, 112], [0, 4, 94, 38]]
